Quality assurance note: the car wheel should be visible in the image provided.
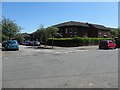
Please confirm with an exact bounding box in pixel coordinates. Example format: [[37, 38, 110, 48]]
[[16, 48, 19, 51], [2, 47, 6, 51], [99, 47, 102, 49]]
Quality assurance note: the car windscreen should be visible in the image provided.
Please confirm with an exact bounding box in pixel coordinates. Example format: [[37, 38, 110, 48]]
[[109, 41, 113, 43], [100, 41, 108, 45], [8, 41, 17, 44]]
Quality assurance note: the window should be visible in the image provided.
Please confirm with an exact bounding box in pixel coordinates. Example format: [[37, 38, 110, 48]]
[[69, 29, 72, 33], [60, 30, 62, 34], [75, 30, 77, 33], [65, 29, 68, 33]]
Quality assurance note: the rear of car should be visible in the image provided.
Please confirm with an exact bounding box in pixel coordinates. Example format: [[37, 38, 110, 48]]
[[24, 41, 34, 46], [34, 41, 40, 46], [3, 40, 19, 50], [99, 40, 116, 49]]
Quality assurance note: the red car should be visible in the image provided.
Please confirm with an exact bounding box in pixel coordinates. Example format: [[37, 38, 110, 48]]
[[99, 40, 116, 49]]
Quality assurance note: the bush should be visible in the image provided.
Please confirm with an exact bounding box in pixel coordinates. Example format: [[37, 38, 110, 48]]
[[48, 37, 112, 47]]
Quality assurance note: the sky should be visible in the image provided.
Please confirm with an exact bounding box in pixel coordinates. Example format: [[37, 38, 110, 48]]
[[2, 2, 118, 33]]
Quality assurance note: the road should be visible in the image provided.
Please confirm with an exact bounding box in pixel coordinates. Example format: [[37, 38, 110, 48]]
[[2, 45, 118, 88]]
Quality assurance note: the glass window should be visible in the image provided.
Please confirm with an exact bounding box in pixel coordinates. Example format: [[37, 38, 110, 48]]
[[65, 29, 68, 33], [69, 29, 72, 33], [75, 30, 77, 33]]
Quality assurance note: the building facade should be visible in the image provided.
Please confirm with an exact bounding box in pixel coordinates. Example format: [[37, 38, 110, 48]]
[[53, 21, 111, 38]]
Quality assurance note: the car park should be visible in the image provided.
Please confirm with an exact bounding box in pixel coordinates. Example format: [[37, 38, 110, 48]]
[[2, 40, 19, 51], [99, 40, 116, 49]]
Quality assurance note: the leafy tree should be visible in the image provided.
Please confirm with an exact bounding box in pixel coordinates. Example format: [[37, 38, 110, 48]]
[[2, 17, 21, 41], [37, 26, 59, 48], [14, 34, 25, 43], [46, 26, 59, 48], [37, 25, 46, 42], [117, 28, 120, 38], [110, 29, 118, 38]]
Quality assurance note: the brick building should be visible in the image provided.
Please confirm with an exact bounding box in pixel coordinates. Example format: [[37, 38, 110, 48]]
[[53, 21, 111, 38]]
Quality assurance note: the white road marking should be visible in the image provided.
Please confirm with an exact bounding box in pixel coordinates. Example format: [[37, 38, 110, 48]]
[[89, 83, 93, 86]]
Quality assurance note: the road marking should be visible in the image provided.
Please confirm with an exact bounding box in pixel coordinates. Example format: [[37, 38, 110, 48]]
[[89, 83, 93, 86]]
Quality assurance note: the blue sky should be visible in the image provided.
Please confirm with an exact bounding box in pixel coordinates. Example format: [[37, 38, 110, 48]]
[[2, 2, 118, 33]]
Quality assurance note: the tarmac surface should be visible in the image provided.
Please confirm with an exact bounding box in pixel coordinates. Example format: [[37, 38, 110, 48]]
[[2, 45, 118, 88]]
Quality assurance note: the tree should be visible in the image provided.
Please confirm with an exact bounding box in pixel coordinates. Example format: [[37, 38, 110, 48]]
[[110, 29, 118, 38], [2, 17, 21, 41], [37, 26, 59, 48], [37, 25, 47, 46], [46, 26, 59, 48], [14, 34, 25, 43], [117, 28, 120, 38]]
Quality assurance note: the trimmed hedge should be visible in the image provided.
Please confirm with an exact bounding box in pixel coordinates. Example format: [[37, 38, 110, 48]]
[[47, 37, 112, 47]]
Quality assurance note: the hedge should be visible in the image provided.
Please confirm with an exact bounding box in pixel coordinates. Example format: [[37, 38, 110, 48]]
[[47, 37, 112, 47]]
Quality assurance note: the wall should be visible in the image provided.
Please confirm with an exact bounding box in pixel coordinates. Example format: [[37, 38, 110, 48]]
[[98, 30, 111, 38], [59, 26, 88, 38]]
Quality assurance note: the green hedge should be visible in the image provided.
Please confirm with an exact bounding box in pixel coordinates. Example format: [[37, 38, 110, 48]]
[[47, 37, 112, 47]]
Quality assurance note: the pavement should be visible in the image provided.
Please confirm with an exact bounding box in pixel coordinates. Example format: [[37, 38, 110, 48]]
[[2, 45, 118, 88]]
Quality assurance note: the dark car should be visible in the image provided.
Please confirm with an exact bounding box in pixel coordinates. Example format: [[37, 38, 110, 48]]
[[2, 40, 19, 51], [99, 40, 116, 49], [2, 41, 7, 47], [115, 39, 120, 48]]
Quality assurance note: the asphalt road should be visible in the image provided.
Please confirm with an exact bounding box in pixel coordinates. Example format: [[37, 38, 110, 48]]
[[2, 45, 118, 88]]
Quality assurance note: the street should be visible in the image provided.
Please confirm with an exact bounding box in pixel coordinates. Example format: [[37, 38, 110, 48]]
[[2, 45, 118, 88]]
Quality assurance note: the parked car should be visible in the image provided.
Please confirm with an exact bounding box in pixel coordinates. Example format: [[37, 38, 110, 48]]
[[99, 40, 116, 49], [34, 41, 40, 46], [2, 40, 19, 51], [2, 41, 7, 47], [23, 41, 41, 46], [23, 41, 33, 46], [115, 39, 120, 48], [23, 41, 29, 46]]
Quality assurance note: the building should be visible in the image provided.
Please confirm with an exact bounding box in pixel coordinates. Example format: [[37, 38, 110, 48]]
[[53, 21, 111, 38]]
